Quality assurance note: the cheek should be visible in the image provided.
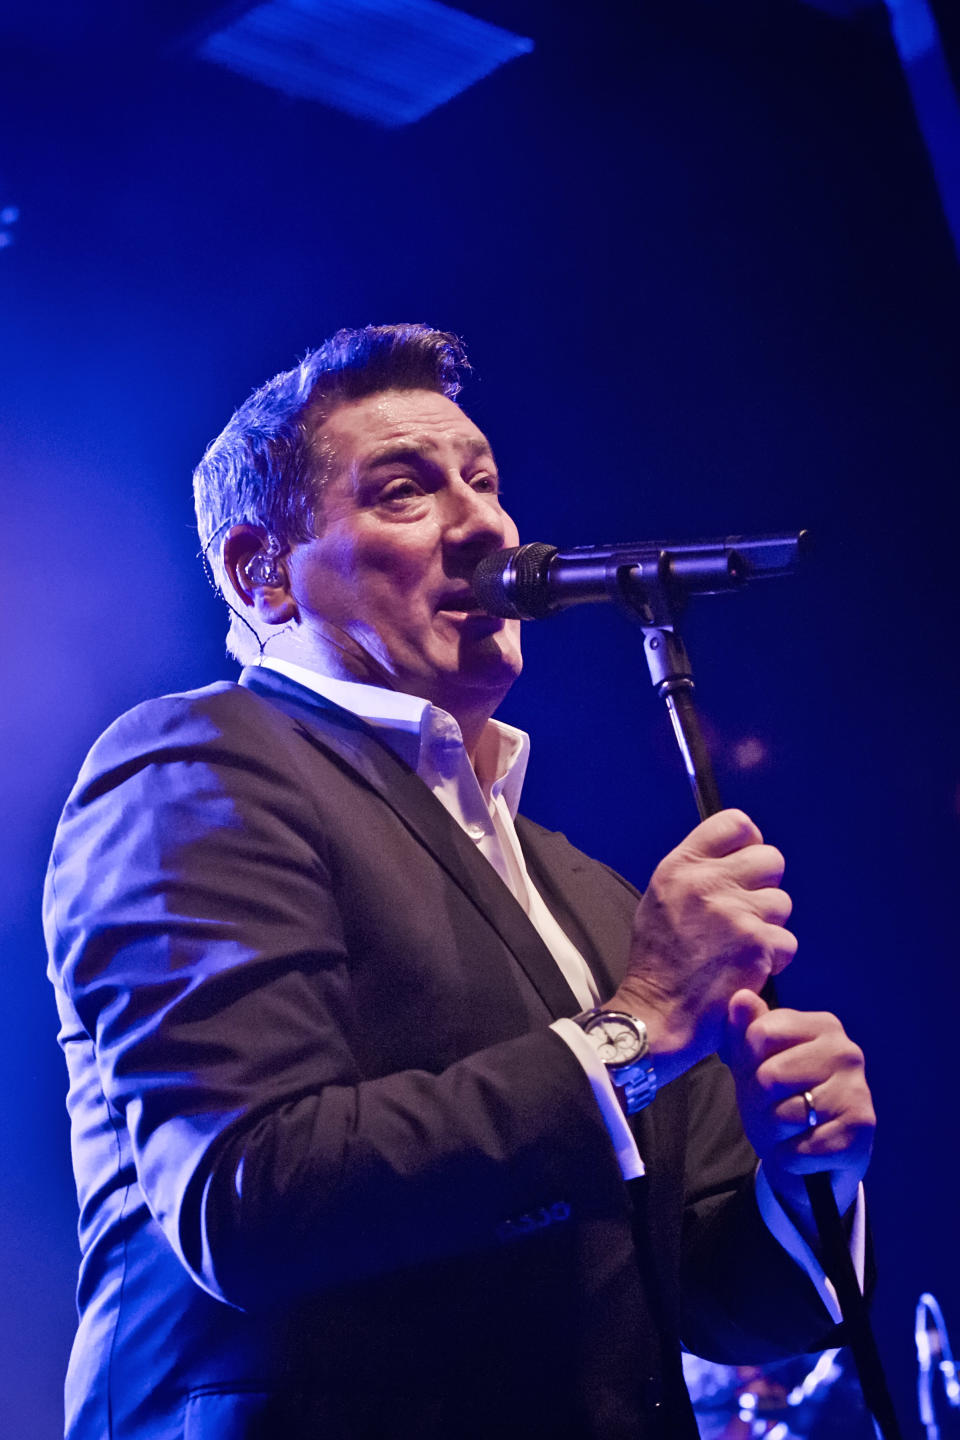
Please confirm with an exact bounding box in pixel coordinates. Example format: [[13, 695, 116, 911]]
[[356, 526, 440, 595], [311, 535, 432, 614]]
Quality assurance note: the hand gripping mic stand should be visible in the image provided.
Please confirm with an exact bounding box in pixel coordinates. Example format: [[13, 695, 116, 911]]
[[472, 532, 903, 1434], [621, 543, 903, 1440]]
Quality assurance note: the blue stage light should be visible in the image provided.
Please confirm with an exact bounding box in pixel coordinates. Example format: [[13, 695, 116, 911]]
[[0, 201, 19, 251], [197, 0, 533, 127]]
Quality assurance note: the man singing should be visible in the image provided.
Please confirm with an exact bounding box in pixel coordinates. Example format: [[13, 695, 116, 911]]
[[45, 323, 874, 1439]]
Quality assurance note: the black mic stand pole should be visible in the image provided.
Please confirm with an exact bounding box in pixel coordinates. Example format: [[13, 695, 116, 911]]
[[626, 574, 903, 1440]]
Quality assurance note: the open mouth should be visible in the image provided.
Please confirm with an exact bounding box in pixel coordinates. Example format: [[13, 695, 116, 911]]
[[436, 592, 483, 614]]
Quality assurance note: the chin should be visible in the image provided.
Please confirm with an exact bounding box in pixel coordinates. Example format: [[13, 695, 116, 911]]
[[453, 649, 522, 699]]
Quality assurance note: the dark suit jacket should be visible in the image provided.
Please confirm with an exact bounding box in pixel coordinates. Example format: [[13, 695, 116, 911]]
[[44, 667, 839, 1440]]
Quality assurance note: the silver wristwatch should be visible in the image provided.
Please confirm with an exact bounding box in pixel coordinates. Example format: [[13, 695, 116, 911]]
[[573, 1008, 658, 1115]]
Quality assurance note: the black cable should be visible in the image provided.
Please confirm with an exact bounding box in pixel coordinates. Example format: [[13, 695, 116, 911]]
[[805, 1172, 902, 1439]]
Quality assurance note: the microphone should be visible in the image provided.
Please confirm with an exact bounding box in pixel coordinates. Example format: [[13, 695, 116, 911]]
[[471, 532, 808, 621]]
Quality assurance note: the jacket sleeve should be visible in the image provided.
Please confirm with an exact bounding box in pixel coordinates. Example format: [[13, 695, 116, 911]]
[[675, 1053, 865, 1362], [44, 689, 629, 1312]]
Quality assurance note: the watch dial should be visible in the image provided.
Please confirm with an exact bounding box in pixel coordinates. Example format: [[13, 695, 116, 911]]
[[591, 1016, 642, 1065]]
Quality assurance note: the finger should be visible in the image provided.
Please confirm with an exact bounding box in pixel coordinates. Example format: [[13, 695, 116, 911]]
[[771, 1065, 873, 1123], [712, 915, 797, 990], [768, 1070, 868, 1133], [681, 809, 764, 860], [766, 1119, 874, 1171], [763, 921, 798, 975], [728, 988, 768, 1037], [724, 844, 786, 890], [744, 886, 793, 925], [722, 989, 769, 1067], [719, 918, 797, 991], [747, 1069, 873, 1153], [773, 1082, 834, 1136], [753, 1039, 870, 1111], [739, 1011, 846, 1067]]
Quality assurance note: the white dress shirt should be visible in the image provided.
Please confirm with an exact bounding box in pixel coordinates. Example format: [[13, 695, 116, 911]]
[[259, 655, 863, 1320]]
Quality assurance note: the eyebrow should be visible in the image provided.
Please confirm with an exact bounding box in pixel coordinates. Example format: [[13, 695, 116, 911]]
[[364, 436, 496, 469]]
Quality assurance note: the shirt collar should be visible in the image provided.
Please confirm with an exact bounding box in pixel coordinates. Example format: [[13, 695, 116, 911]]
[[258, 656, 530, 817]]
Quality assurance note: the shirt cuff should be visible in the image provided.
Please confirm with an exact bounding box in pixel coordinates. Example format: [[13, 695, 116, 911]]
[[550, 1018, 645, 1180], [755, 1166, 867, 1324]]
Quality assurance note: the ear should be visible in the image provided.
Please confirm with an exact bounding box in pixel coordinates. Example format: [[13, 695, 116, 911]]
[[221, 524, 298, 627]]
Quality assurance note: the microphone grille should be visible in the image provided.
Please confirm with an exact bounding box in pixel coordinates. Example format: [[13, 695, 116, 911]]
[[472, 543, 558, 620]]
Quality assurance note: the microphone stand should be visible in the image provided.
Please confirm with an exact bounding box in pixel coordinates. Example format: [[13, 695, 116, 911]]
[[625, 573, 904, 1440]]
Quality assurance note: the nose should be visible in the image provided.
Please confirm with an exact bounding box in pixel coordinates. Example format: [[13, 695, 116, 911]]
[[442, 478, 511, 556]]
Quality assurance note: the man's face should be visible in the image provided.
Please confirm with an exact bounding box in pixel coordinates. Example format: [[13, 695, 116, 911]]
[[288, 388, 522, 717]]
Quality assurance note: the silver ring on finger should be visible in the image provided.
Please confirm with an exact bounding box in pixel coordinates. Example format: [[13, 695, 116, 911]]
[[801, 1089, 819, 1129]]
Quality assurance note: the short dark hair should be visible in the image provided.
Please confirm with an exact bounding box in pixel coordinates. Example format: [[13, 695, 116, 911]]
[[193, 323, 470, 657]]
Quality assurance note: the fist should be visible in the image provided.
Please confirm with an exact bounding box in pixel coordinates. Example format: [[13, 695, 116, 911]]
[[615, 809, 797, 1077], [724, 991, 876, 1217]]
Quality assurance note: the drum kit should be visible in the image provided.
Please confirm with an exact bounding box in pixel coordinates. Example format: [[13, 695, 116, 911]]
[[682, 1291, 959, 1439]]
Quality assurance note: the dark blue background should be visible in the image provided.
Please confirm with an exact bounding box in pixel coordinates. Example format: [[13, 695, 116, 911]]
[[2, 1, 958, 1432]]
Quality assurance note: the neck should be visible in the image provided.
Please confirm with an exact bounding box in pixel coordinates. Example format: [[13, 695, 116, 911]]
[[452, 709, 492, 768], [262, 629, 498, 769]]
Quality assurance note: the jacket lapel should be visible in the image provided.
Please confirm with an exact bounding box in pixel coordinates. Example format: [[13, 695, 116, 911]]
[[515, 818, 636, 1003], [517, 819, 666, 1158], [240, 667, 582, 1020]]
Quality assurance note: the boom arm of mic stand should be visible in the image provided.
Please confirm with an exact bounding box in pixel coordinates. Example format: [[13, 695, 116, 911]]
[[636, 608, 903, 1440]]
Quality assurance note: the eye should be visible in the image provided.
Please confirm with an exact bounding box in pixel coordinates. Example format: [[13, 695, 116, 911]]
[[379, 478, 424, 504], [470, 473, 500, 495]]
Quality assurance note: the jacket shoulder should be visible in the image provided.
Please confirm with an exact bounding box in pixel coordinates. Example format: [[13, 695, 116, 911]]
[[62, 679, 310, 815], [98, 676, 289, 739]]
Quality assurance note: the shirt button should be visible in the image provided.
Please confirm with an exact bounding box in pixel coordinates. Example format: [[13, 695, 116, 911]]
[[466, 823, 486, 841]]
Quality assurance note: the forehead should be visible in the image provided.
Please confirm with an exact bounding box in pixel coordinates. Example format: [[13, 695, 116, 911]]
[[313, 388, 493, 471]]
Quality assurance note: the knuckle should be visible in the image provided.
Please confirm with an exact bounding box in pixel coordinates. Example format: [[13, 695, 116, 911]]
[[723, 808, 760, 843], [732, 915, 765, 954], [770, 945, 796, 975], [772, 929, 798, 962], [852, 1102, 876, 1131], [769, 889, 792, 921], [810, 1012, 845, 1042], [699, 808, 760, 852], [762, 845, 786, 878], [754, 1057, 781, 1094], [749, 1010, 775, 1039]]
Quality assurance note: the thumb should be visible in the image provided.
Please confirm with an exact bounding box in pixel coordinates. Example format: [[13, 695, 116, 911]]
[[720, 989, 769, 1067], [728, 988, 769, 1034]]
